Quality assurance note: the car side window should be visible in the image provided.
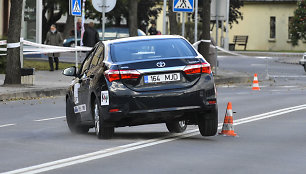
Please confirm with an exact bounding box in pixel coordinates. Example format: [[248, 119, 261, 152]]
[[79, 46, 98, 75], [90, 45, 104, 68]]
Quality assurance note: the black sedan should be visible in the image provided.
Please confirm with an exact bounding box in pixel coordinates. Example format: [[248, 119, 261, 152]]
[[63, 35, 218, 139]]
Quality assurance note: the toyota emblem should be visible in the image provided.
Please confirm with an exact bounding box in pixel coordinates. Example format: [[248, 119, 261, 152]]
[[156, 61, 166, 68]]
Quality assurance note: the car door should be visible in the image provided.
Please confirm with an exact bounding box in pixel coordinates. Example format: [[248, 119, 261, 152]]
[[78, 44, 104, 122], [75, 46, 98, 122]]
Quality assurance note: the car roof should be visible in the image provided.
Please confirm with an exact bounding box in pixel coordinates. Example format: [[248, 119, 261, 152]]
[[102, 35, 185, 45]]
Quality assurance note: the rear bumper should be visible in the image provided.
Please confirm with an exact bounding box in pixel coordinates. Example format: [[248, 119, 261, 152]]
[[99, 74, 217, 125]]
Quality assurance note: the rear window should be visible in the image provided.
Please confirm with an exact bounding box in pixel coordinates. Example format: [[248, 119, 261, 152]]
[[110, 38, 197, 62]]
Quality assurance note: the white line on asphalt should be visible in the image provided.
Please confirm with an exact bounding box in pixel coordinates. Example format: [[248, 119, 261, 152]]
[[33, 116, 66, 122], [256, 56, 272, 59], [271, 75, 306, 78], [0, 124, 15, 128], [2, 104, 306, 174]]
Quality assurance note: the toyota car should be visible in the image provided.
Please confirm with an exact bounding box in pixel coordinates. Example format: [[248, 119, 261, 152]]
[[63, 35, 218, 139]]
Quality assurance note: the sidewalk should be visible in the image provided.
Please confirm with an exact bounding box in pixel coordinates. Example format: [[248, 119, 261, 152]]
[[0, 69, 253, 101], [234, 51, 304, 64], [0, 70, 73, 101]]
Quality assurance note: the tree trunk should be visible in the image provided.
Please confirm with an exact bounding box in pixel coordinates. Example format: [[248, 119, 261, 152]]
[[169, 0, 180, 35], [4, 0, 23, 85], [128, 0, 138, 37], [62, 15, 74, 39], [198, 0, 211, 66]]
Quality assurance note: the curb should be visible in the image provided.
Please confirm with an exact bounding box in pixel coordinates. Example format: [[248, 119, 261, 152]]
[[215, 75, 253, 84], [0, 88, 67, 101]]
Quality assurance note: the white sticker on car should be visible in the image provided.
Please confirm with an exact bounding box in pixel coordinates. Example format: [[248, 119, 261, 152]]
[[74, 104, 86, 113], [101, 91, 109, 106], [74, 83, 80, 104]]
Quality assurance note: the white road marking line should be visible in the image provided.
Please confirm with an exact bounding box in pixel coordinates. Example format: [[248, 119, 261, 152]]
[[3, 104, 306, 174], [271, 75, 306, 78], [256, 56, 272, 59], [0, 124, 15, 128], [34, 116, 65, 122]]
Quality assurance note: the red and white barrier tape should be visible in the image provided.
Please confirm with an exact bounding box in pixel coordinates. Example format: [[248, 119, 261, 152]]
[[0, 39, 92, 56]]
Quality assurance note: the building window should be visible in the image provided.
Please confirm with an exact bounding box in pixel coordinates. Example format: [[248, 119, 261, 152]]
[[270, 16, 276, 39], [288, 17, 293, 39], [187, 13, 193, 22], [177, 13, 181, 23]]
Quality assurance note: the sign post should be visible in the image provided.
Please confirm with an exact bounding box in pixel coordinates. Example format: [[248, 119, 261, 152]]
[[173, 0, 194, 37], [92, 0, 117, 40], [70, 0, 82, 70], [194, 0, 198, 43]]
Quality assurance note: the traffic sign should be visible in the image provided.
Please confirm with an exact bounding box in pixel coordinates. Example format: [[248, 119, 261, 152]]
[[92, 0, 117, 13], [71, 0, 82, 16], [173, 0, 194, 12]]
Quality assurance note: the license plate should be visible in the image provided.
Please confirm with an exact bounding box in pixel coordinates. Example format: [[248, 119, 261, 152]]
[[144, 73, 180, 83]]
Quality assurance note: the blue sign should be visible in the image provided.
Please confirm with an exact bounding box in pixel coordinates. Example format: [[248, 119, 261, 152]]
[[71, 0, 82, 16], [173, 0, 194, 12]]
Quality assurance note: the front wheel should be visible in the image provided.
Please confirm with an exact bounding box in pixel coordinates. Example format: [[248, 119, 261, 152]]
[[198, 108, 218, 136], [66, 98, 89, 134], [93, 98, 114, 139], [166, 120, 187, 133], [304, 64, 306, 72]]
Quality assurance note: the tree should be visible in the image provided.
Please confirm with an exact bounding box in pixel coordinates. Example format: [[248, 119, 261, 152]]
[[128, 0, 138, 36], [289, 0, 306, 46], [86, 0, 161, 32], [138, 0, 162, 31], [4, 0, 23, 85], [198, 0, 211, 67], [169, 0, 180, 35], [201, 0, 244, 30], [42, 0, 73, 42]]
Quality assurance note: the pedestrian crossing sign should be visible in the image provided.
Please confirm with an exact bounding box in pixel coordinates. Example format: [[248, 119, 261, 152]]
[[71, 0, 82, 16], [173, 0, 194, 12]]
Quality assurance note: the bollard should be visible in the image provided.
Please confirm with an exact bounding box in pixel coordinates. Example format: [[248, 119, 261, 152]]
[[21, 68, 35, 85]]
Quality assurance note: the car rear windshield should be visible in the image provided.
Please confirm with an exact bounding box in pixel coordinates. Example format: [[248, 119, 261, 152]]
[[110, 38, 197, 62]]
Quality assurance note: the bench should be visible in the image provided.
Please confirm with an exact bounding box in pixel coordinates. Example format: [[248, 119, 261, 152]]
[[230, 35, 248, 51]]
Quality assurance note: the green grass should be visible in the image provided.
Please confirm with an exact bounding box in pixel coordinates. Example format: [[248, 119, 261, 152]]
[[24, 60, 76, 71]]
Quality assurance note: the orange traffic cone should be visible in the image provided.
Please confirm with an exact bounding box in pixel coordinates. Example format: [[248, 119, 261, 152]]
[[252, 73, 260, 91], [219, 102, 237, 137]]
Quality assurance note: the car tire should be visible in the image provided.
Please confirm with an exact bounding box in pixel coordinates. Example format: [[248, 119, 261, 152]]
[[70, 42, 75, 47], [66, 98, 90, 134], [166, 120, 187, 133], [304, 64, 306, 72], [198, 107, 218, 136], [93, 98, 114, 139]]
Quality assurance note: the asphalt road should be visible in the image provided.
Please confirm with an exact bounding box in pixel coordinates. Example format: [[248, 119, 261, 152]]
[[218, 55, 306, 86], [2, 55, 306, 174], [1, 84, 306, 174]]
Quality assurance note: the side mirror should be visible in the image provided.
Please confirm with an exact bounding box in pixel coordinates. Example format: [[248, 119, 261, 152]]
[[62, 66, 77, 77]]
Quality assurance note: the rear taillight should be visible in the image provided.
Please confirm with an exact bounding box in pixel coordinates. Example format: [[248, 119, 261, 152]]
[[105, 69, 140, 82], [105, 70, 120, 82], [119, 70, 140, 80], [183, 63, 211, 75]]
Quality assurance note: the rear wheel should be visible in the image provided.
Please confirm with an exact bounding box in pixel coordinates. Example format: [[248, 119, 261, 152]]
[[198, 108, 218, 136], [304, 64, 306, 72], [93, 98, 114, 139], [69, 42, 75, 47], [66, 98, 89, 134], [166, 120, 187, 133]]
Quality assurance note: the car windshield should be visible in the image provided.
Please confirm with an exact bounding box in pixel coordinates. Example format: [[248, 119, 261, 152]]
[[110, 38, 197, 62]]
